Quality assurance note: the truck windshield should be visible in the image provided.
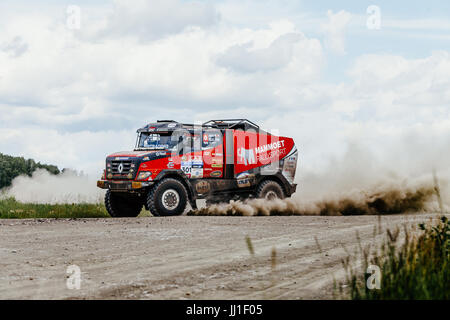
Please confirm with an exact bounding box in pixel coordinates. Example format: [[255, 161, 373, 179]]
[[136, 132, 180, 150], [136, 132, 190, 151]]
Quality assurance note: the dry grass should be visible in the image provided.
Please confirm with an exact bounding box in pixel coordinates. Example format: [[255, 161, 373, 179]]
[[338, 215, 449, 299]]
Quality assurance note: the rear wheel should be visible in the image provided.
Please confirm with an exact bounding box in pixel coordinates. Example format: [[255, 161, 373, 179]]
[[105, 190, 143, 217], [147, 178, 188, 216], [255, 180, 285, 200]]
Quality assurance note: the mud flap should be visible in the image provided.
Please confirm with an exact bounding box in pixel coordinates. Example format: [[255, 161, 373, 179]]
[[189, 198, 198, 210]]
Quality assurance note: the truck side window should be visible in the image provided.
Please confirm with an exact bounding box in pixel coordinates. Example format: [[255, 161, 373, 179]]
[[176, 133, 193, 155], [192, 133, 202, 152], [202, 129, 222, 149]]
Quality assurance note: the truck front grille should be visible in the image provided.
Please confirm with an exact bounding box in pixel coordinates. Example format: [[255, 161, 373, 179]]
[[111, 160, 132, 174]]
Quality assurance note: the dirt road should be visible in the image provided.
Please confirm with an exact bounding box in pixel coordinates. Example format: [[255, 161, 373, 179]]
[[0, 214, 439, 300]]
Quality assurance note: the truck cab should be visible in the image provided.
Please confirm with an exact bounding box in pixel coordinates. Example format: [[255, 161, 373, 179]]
[[97, 119, 298, 217]]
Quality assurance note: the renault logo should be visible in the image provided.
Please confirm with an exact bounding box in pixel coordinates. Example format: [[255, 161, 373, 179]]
[[118, 163, 124, 173]]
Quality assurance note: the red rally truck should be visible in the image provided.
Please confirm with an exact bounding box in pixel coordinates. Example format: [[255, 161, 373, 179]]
[[97, 119, 298, 217]]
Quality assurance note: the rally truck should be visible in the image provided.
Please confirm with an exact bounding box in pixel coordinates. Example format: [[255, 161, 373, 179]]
[[97, 119, 298, 217]]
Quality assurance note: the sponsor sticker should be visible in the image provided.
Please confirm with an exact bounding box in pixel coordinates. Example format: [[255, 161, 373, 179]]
[[195, 180, 210, 193], [167, 162, 175, 169], [210, 170, 222, 177], [191, 168, 203, 178], [192, 161, 203, 168], [211, 164, 223, 168], [237, 178, 250, 188], [154, 144, 169, 149], [236, 173, 255, 188]]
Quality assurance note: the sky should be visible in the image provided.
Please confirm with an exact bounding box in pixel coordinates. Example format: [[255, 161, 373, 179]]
[[0, 0, 449, 179]]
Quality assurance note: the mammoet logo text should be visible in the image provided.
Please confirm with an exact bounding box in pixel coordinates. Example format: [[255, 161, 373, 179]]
[[255, 140, 285, 154]]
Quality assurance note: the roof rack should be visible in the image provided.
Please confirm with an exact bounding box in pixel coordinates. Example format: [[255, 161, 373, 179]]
[[203, 119, 259, 131], [156, 120, 216, 128]]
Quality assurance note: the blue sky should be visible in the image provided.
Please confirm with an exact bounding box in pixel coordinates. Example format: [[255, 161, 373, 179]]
[[0, 0, 449, 177]]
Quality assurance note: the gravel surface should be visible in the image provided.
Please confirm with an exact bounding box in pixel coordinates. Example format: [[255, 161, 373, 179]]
[[0, 214, 440, 299]]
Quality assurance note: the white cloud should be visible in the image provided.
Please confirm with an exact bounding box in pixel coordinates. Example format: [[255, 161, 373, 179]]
[[217, 32, 305, 73], [382, 18, 450, 31], [347, 51, 450, 118], [0, 36, 28, 58], [93, 0, 219, 41], [322, 10, 352, 55]]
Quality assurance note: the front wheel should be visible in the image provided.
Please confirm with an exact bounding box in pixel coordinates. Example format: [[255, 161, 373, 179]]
[[255, 180, 285, 200], [105, 190, 143, 217], [147, 178, 188, 216]]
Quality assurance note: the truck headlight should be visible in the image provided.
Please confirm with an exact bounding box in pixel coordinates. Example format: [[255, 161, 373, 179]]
[[136, 171, 152, 181]]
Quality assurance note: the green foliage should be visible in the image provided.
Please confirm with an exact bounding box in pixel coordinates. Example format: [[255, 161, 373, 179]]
[[0, 153, 60, 189], [0, 197, 109, 219], [341, 216, 449, 300]]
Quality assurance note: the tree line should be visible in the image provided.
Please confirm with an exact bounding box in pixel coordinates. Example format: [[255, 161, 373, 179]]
[[0, 153, 60, 189]]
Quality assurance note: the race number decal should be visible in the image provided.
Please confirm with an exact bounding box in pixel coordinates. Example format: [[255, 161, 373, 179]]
[[181, 160, 203, 178], [181, 162, 192, 177]]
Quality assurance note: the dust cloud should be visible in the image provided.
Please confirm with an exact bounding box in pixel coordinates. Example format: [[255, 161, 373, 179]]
[[1, 169, 104, 204], [190, 180, 442, 216], [190, 142, 450, 216]]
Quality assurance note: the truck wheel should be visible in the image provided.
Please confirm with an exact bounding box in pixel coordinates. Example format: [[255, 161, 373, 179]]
[[105, 190, 143, 217], [256, 180, 285, 200], [147, 178, 188, 216]]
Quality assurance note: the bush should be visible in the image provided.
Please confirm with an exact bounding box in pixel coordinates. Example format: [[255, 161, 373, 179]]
[[0, 153, 60, 189]]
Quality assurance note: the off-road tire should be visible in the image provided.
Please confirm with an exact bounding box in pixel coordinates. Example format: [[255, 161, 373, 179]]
[[255, 180, 285, 200], [105, 190, 143, 217], [147, 178, 188, 216]]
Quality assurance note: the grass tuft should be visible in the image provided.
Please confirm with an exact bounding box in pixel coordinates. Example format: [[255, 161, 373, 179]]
[[340, 215, 449, 299], [0, 197, 109, 219], [245, 236, 255, 256]]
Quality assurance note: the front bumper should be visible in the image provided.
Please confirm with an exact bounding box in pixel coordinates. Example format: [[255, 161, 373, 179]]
[[97, 180, 153, 191]]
